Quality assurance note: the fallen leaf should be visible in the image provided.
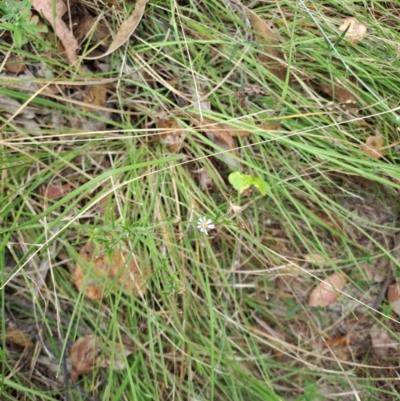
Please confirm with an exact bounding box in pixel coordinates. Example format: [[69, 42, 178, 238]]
[[313, 211, 343, 236], [388, 283, 400, 317], [40, 183, 71, 199], [362, 136, 385, 159], [5, 55, 26, 74], [339, 17, 367, 44], [82, 85, 107, 112], [369, 324, 390, 358], [258, 123, 281, 131], [74, 14, 110, 43], [319, 81, 358, 105], [192, 116, 236, 155], [157, 117, 186, 152], [363, 257, 388, 283], [5, 326, 34, 348], [308, 273, 347, 307], [70, 335, 102, 381], [304, 253, 327, 264], [85, 0, 149, 59], [247, 8, 286, 80], [69, 334, 133, 380], [189, 115, 252, 153], [325, 335, 349, 348], [32, 0, 79, 65], [74, 242, 149, 301], [0, 94, 35, 119], [198, 169, 214, 191]]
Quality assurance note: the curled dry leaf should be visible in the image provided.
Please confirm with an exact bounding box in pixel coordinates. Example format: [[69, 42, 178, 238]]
[[308, 273, 347, 307], [247, 8, 286, 80], [69, 334, 133, 380], [69, 335, 102, 381], [5, 326, 34, 348], [339, 17, 367, 45], [157, 117, 186, 152], [362, 136, 385, 159], [32, 0, 79, 65], [74, 242, 149, 301], [387, 283, 400, 317], [369, 324, 390, 358], [82, 84, 107, 112]]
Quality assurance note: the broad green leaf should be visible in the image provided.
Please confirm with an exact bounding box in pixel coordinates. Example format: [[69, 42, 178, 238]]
[[228, 172, 268, 195], [228, 172, 254, 194], [252, 177, 269, 195]]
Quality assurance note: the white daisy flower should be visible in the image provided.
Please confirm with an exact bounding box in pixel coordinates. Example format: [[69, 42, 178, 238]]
[[197, 216, 215, 236]]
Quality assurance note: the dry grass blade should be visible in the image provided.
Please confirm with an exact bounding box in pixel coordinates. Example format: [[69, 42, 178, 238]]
[[246, 8, 286, 80], [85, 0, 149, 60]]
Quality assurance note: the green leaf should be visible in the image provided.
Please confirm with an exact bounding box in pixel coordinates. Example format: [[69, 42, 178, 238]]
[[13, 28, 24, 48], [252, 177, 269, 195], [228, 172, 269, 195]]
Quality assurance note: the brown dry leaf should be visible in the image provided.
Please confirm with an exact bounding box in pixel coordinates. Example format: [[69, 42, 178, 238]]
[[157, 117, 186, 152], [198, 169, 214, 191], [387, 283, 400, 317], [304, 253, 327, 265], [74, 241, 149, 301], [319, 81, 357, 104], [5, 55, 26, 74], [190, 115, 253, 155], [313, 210, 343, 236], [258, 123, 281, 131], [325, 335, 349, 348], [82, 85, 107, 112], [308, 273, 347, 307], [32, 0, 79, 65], [69, 335, 102, 381], [247, 8, 286, 80], [363, 257, 389, 283], [5, 326, 34, 348], [362, 136, 385, 159], [339, 17, 367, 44], [40, 183, 71, 199], [74, 14, 110, 43], [70, 335, 133, 380], [86, 0, 148, 60], [369, 324, 390, 358]]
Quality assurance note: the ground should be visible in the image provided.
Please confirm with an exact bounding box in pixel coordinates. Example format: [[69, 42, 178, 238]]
[[1, 0, 400, 400]]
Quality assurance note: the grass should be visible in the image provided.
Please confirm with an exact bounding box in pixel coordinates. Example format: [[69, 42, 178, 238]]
[[2, 0, 400, 400]]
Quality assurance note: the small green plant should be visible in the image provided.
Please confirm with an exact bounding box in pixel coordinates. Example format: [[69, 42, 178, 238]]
[[228, 171, 269, 195], [0, 0, 46, 48]]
